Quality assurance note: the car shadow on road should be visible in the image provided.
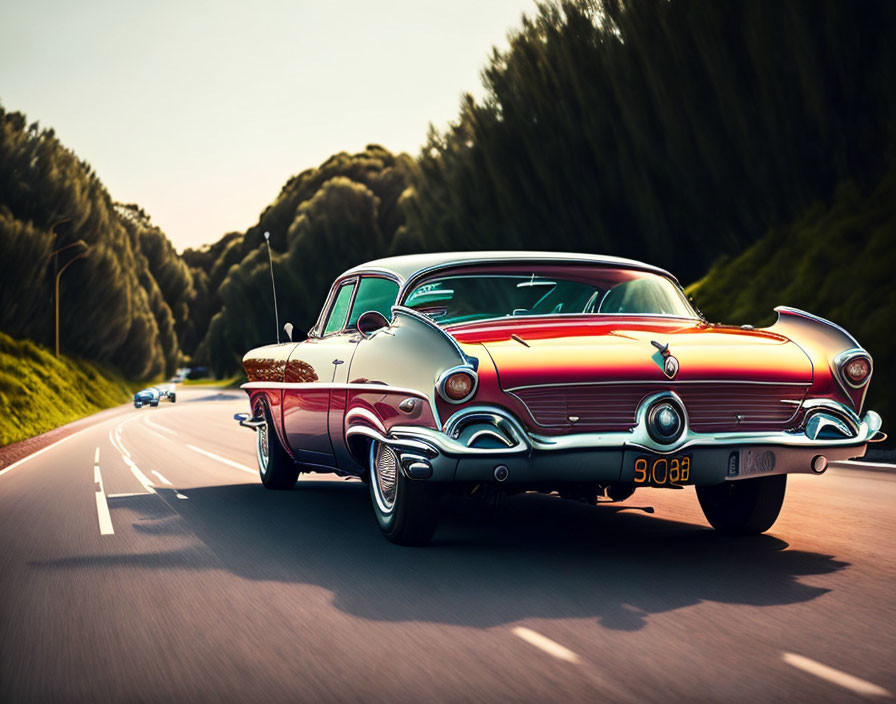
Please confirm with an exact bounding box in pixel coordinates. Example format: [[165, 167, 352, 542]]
[[36, 480, 847, 632]]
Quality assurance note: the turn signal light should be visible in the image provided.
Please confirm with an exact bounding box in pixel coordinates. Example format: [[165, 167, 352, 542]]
[[842, 356, 871, 387], [443, 372, 475, 401]]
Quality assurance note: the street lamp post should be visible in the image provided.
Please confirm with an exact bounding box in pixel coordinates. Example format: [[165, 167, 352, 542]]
[[50, 240, 89, 357]]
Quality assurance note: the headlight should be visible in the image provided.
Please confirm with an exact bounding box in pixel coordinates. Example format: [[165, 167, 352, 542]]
[[436, 367, 478, 404], [646, 399, 685, 444], [840, 353, 872, 388]]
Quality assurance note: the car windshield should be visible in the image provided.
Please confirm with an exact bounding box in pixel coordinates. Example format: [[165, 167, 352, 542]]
[[403, 265, 696, 325]]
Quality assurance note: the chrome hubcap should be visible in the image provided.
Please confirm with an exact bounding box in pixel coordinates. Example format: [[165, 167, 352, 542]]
[[256, 411, 269, 475], [372, 443, 398, 513]]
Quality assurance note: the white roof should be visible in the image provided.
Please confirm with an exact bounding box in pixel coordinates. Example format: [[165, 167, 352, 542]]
[[339, 251, 676, 286]]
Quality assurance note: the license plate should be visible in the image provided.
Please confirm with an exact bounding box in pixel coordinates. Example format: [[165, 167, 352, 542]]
[[634, 454, 692, 486]]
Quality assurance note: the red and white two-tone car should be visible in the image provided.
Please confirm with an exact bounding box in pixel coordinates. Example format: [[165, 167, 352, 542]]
[[235, 252, 883, 545]]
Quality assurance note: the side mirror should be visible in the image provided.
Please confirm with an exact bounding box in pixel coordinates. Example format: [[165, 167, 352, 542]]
[[357, 310, 389, 338], [282, 322, 307, 342]]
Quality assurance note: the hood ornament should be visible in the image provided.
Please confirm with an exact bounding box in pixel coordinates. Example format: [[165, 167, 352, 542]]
[[651, 340, 679, 379]]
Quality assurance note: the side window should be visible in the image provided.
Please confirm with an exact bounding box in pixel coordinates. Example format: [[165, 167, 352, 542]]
[[322, 281, 356, 336], [346, 277, 399, 329]]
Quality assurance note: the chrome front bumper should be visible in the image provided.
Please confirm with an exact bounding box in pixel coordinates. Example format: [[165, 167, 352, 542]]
[[345, 402, 884, 486]]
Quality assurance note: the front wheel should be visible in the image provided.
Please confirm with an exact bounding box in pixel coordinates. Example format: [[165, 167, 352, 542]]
[[255, 400, 299, 490], [696, 474, 786, 536], [369, 442, 441, 546]]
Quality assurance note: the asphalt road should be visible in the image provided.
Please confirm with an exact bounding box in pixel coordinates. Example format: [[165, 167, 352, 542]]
[[1, 387, 894, 703]]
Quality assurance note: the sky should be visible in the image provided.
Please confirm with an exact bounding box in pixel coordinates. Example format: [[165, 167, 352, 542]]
[[0, 0, 534, 251]]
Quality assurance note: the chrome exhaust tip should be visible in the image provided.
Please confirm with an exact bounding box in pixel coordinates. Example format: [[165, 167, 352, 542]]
[[494, 465, 509, 482], [811, 455, 829, 474]]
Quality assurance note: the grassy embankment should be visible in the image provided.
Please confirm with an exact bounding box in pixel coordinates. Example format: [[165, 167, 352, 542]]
[[688, 163, 895, 431], [0, 331, 140, 447]]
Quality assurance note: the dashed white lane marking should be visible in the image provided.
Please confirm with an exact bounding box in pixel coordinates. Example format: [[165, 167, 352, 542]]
[[107, 492, 150, 498], [149, 470, 189, 499], [94, 447, 100, 463], [151, 470, 173, 485], [782, 653, 891, 697], [187, 444, 257, 476], [93, 454, 114, 536], [128, 462, 156, 492], [143, 415, 177, 435], [512, 627, 580, 664]]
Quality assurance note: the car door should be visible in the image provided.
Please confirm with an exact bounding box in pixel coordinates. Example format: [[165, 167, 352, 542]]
[[282, 278, 358, 466], [328, 275, 400, 470]]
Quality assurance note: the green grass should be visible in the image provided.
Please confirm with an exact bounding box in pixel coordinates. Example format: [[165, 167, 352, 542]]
[[0, 331, 141, 447], [687, 162, 895, 432]]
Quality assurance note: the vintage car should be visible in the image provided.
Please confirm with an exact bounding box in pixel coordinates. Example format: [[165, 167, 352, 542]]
[[235, 252, 884, 545], [133, 385, 176, 408], [134, 387, 160, 408]]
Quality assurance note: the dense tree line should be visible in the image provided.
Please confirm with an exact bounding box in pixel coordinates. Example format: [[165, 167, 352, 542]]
[[689, 160, 895, 429], [185, 147, 413, 376], [0, 106, 194, 378], [399, 0, 896, 281], [3, 0, 895, 390]]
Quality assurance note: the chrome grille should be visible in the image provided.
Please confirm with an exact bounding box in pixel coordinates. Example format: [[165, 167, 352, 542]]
[[511, 383, 808, 433]]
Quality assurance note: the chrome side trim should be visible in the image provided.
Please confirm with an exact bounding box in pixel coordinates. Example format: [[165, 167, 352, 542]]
[[391, 425, 530, 456], [241, 381, 428, 395], [242, 381, 441, 428], [345, 424, 439, 458], [345, 407, 387, 434]]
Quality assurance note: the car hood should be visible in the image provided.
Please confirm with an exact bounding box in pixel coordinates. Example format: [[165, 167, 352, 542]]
[[449, 316, 813, 389]]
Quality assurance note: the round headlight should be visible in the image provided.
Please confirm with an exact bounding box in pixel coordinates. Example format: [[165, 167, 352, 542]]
[[842, 356, 871, 387], [439, 369, 477, 403], [646, 400, 684, 444]]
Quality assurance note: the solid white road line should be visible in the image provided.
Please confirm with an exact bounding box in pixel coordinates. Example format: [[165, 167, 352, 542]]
[[187, 444, 257, 476], [94, 457, 114, 536], [151, 470, 173, 485], [782, 653, 891, 697], [511, 627, 580, 664]]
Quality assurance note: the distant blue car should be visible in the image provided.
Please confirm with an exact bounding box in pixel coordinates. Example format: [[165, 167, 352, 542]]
[[133, 385, 176, 408]]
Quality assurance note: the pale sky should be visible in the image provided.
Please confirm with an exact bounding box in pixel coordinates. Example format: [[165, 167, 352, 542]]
[[0, 0, 534, 250]]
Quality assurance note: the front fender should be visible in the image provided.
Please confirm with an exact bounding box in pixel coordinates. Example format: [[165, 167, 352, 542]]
[[762, 306, 871, 412]]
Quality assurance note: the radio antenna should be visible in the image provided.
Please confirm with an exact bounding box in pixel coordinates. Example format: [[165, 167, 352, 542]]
[[263, 231, 280, 343]]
